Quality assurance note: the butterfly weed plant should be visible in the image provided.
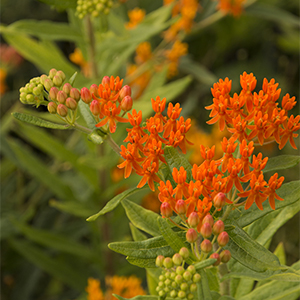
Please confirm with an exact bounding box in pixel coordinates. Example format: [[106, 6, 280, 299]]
[[1, 1, 300, 300]]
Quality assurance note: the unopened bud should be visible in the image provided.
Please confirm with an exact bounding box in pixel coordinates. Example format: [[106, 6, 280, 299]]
[[188, 212, 200, 228], [40, 74, 48, 85], [202, 214, 214, 227], [63, 83, 72, 95], [210, 253, 221, 266], [201, 239, 212, 253], [186, 228, 198, 243], [49, 87, 59, 101], [179, 247, 189, 260], [170, 290, 177, 298], [200, 222, 212, 238], [190, 283, 197, 292], [178, 291, 186, 299], [81, 87, 92, 104], [213, 192, 226, 209], [66, 97, 77, 110], [217, 231, 229, 247], [90, 100, 101, 116], [183, 271, 192, 282], [25, 94, 35, 104], [180, 282, 189, 291], [213, 220, 224, 235], [90, 84, 99, 97], [44, 78, 54, 91], [220, 250, 231, 263], [160, 202, 173, 218], [53, 75, 63, 87], [57, 104, 68, 117], [56, 70, 66, 82], [47, 102, 57, 114], [57, 90, 68, 104], [102, 76, 110, 86], [155, 255, 164, 267], [120, 95, 133, 112], [175, 274, 183, 284], [175, 199, 187, 215], [120, 85, 131, 99], [187, 265, 196, 275], [172, 253, 183, 266], [49, 68, 57, 79], [163, 257, 173, 269], [192, 273, 201, 283], [187, 293, 194, 300], [70, 88, 81, 101]]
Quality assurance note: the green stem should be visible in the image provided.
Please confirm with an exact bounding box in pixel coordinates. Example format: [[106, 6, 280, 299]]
[[219, 263, 230, 296], [221, 205, 233, 222], [86, 16, 98, 78], [106, 134, 122, 157], [72, 123, 93, 134]]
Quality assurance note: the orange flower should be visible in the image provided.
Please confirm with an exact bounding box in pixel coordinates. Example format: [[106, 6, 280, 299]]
[[247, 111, 269, 145], [239, 71, 256, 113], [279, 115, 300, 149], [163, 103, 182, 138], [266, 173, 284, 210], [218, 137, 238, 172], [172, 166, 190, 199], [86, 278, 104, 300], [135, 42, 152, 64], [126, 8, 146, 29], [137, 160, 161, 191], [226, 158, 243, 193], [186, 180, 204, 216], [239, 140, 254, 174], [227, 115, 248, 142], [144, 139, 166, 165], [282, 93, 296, 111], [217, 0, 246, 17], [158, 180, 176, 210]]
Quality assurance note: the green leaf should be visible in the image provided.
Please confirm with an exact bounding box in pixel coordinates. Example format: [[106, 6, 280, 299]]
[[233, 277, 255, 299], [121, 199, 161, 236], [108, 235, 175, 259], [264, 155, 300, 173], [78, 101, 97, 130], [37, 0, 77, 10], [274, 242, 286, 266], [146, 268, 161, 295], [194, 259, 217, 271], [69, 72, 78, 86], [87, 187, 145, 221], [9, 238, 86, 289], [157, 218, 193, 265], [197, 269, 213, 300], [246, 3, 300, 28], [126, 257, 157, 268], [12, 112, 70, 130], [225, 222, 280, 272], [130, 223, 147, 241], [228, 181, 300, 228], [113, 295, 158, 300], [3, 20, 82, 42]]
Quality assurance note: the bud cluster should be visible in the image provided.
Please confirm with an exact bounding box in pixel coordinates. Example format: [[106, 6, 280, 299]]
[[76, 0, 114, 19], [155, 248, 200, 299]]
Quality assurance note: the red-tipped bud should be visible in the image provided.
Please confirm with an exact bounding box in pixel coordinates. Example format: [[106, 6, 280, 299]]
[[155, 255, 164, 267], [202, 214, 214, 227], [175, 200, 187, 215], [186, 228, 198, 243], [188, 212, 200, 228], [120, 85, 131, 99], [210, 253, 221, 266], [57, 90, 68, 104], [220, 250, 231, 263], [66, 97, 77, 110], [49, 87, 59, 101], [217, 231, 229, 247], [120, 95, 133, 112], [53, 74, 63, 87], [160, 202, 173, 218], [90, 100, 101, 116], [163, 257, 173, 269], [47, 102, 57, 114], [81, 87, 92, 104], [172, 253, 183, 266], [200, 239, 212, 253], [44, 78, 54, 91], [40, 74, 48, 84], [90, 84, 99, 97], [57, 104, 68, 117], [102, 76, 110, 86], [213, 220, 224, 235], [213, 192, 226, 209], [56, 70, 66, 82], [70, 88, 81, 101], [179, 247, 189, 259], [200, 222, 212, 238], [62, 83, 72, 95], [48, 68, 57, 79]]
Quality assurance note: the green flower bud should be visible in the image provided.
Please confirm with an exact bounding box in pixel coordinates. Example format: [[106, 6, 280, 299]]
[[170, 290, 177, 298], [159, 275, 165, 281], [155, 255, 164, 267], [172, 253, 183, 266], [175, 274, 183, 284], [44, 78, 54, 91], [49, 68, 57, 79], [176, 266, 185, 275], [171, 281, 178, 289], [180, 282, 189, 291], [47, 102, 57, 114], [187, 293, 194, 300], [26, 94, 35, 104], [220, 250, 231, 263], [179, 247, 190, 260], [158, 281, 164, 288], [53, 75, 63, 87], [164, 271, 171, 278], [164, 287, 170, 293], [187, 265, 196, 275], [170, 271, 176, 280], [193, 273, 201, 283], [190, 283, 197, 292], [183, 271, 192, 282], [56, 70, 66, 82], [158, 290, 165, 297], [164, 279, 171, 286], [178, 291, 186, 299], [40, 74, 48, 85]]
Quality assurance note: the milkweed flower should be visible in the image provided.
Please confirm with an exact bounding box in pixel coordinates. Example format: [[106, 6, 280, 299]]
[[126, 8, 146, 29]]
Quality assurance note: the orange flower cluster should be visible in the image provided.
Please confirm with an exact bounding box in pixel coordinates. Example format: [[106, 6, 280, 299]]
[[163, 0, 200, 41], [126, 8, 146, 29], [217, 0, 246, 17], [206, 72, 299, 150], [81, 76, 133, 133], [118, 96, 193, 191]]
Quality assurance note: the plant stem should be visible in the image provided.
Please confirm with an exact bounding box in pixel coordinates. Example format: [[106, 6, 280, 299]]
[[219, 263, 230, 296], [221, 205, 233, 222], [106, 134, 122, 157], [72, 123, 93, 134], [86, 16, 98, 79]]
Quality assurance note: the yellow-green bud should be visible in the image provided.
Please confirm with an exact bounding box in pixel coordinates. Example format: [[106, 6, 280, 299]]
[[48, 102, 57, 114]]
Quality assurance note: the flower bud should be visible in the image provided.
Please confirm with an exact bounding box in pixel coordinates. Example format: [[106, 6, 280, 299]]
[[175, 199, 187, 215], [183, 271, 192, 282], [190, 283, 197, 292], [120, 85, 131, 99], [187, 265, 196, 275], [213, 192, 226, 209], [57, 90, 68, 104], [53, 75, 63, 87], [20, 92, 27, 103], [217, 231, 229, 247], [90, 100, 101, 116], [70, 88, 81, 101], [200, 222, 212, 238], [40, 74, 48, 85], [176, 266, 185, 275], [44, 78, 54, 91], [201, 239, 212, 253], [188, 212, 200, 228], [155, 255, 164, 267], [192, 273, 201, 283], [25, 94, 35, 104], [178, 291, 186, 299], [158, 290, 165, 297], [32, 86, 42, 96], [220, 250, 231, 263], [175, 274, 183, 284], [56, 70, 66, 82], [187, 293, 194, 300], [213, 220, 224, 235], [202, 214, 214, 227], [57, 104, 68, 117], [120, 95, 133, 112], [49, 87, 59, 101], [47, 102, 57, 114], [62, 83, 72, 95], [81, 87, 92, 104], [180, 282, 189, 291], [101, 76, 110, 86], [163, 257, 173, 269], [170, 290, 177, 298], [210, 253, 221, 266], [160, 202, 173, 218], [66, 97, 77, 110], [48, 68, 57, 79], [90, 84, 99, 97], [179, 247, 190, 260], [172, 253, 183, 266], [164, 278, 171, 286], [164, 271, 171, 278], [186, 228, 198, 243]]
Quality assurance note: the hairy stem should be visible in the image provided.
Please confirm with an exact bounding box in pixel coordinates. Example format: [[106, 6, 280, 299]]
[[219, 263, 230, 296]]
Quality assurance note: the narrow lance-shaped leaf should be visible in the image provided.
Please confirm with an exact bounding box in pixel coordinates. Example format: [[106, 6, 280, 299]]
[[263, 155, 300, 173], [197, 269, 213, 300]]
